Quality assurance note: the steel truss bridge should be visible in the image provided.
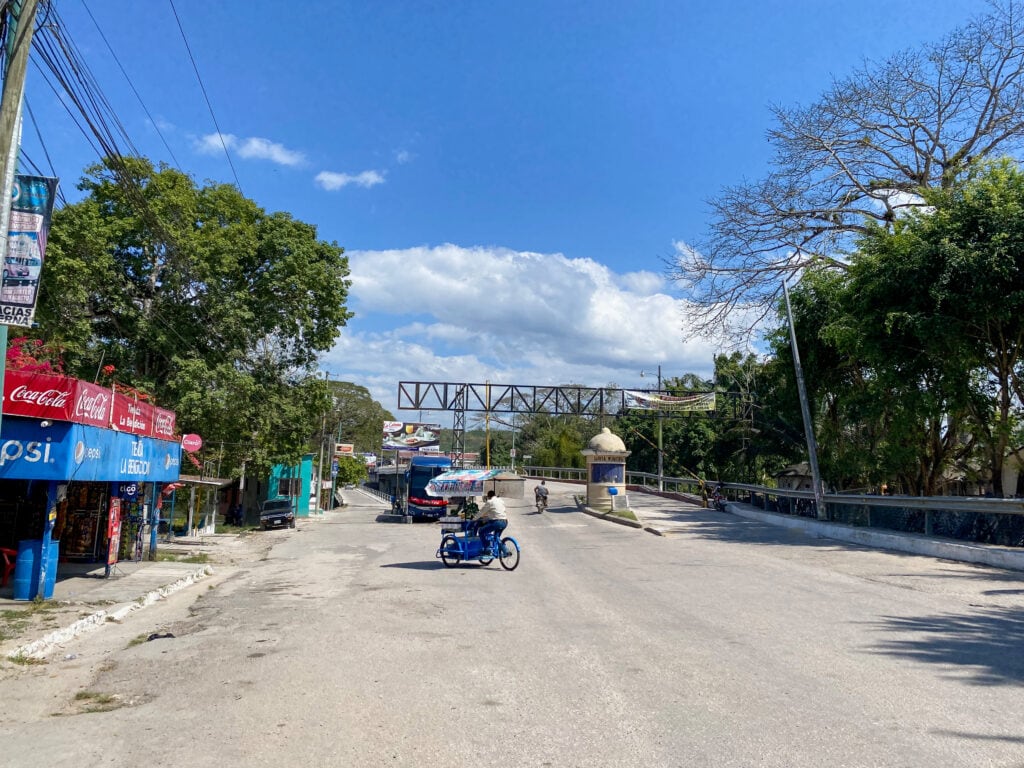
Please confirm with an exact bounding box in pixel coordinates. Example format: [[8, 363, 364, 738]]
[[396, 380, 743, 461]]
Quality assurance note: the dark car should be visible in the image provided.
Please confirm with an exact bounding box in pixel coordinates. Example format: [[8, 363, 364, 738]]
[[260, 499, 296, 530]]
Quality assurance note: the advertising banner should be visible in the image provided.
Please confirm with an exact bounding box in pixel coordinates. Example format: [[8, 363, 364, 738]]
[[625, 390, 716, 412], [0, 175, 58, 327], [112, 394, 154, 435], [1, 373, 176, 438], [334, 443, 354, 456], [107, 497, 122, 566], [0, 418, 181, 482], [152, 406, 176, 440], [2, 370, 74, 421], [382, 421, 442, 451], [72, 379, 113, 428]]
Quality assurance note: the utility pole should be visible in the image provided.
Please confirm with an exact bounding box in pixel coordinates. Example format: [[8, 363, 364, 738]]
[[641, 366, 664, 491], [782, 280, 826, 520], [1, 0, 41, 595], [0, 0, 39, 439], [0, 0, 36, 211], [656, 365, 663, 492]]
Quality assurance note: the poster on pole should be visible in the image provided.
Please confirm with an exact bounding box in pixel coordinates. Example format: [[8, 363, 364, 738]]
[[0, 175, 58, 327], [106, 497, 122, 566]]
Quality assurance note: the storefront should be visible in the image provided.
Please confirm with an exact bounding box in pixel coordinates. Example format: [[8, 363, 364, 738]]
[[0, 371, 181, 594]]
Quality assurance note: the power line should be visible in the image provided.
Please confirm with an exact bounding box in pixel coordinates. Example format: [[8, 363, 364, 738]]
[[167, 0, 242, 194], [23, 98, 67, 206], [78, 0, 181, 169]]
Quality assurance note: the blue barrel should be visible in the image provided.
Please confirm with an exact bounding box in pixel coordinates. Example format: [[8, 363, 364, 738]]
[[12, 539, 59, 601]]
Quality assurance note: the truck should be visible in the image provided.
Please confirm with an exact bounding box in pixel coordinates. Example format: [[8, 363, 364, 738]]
[[402, 454, 453, 519]]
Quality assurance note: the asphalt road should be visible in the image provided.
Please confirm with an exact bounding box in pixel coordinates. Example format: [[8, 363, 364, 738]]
[[2, 481, 1023, 767]]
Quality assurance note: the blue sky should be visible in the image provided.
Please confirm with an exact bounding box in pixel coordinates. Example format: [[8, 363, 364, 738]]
[[21, 1, 980, 416]]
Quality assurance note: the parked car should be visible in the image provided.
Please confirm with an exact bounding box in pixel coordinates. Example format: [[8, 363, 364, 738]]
[[259, 498, 296, 530]]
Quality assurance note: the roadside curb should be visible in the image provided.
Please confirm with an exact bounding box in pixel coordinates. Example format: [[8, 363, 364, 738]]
[[7, 564, 214, 660], [580, 506, 644, 529]]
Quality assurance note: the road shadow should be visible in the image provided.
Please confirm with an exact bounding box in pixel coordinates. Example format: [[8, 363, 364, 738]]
[[379, 561, 445, 571], [649, 512, 880, 551], [866, 605, 1024, 686]]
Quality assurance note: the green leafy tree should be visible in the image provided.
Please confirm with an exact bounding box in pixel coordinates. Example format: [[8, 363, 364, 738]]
[[37, 157, 352, 475], [334, 455, 369, 486], [848, 159, 1024, 494], [326, 381, 395, 457]]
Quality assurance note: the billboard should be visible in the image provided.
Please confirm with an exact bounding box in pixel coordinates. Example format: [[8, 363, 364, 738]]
[[382, 421, 442, 451], [0, 175, 58, 327]]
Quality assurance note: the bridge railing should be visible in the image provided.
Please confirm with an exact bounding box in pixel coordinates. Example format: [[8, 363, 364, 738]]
[[520, 466, 1024, 548]]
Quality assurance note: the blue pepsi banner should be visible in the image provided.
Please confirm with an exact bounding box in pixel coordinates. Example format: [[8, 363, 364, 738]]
[[0, 417, 181, 482]]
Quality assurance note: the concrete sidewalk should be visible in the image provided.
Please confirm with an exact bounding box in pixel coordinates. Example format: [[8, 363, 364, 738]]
[[593, 487, 1024, 572], [0, 533, 260, 661]]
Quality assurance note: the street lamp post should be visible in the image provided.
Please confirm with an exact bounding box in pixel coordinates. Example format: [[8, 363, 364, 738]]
[[641, 366, 664, 492]]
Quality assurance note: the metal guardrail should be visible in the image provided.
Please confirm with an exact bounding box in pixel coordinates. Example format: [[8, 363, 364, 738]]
[[359, 485, 393, 504], [521, 466, 1024, 546]]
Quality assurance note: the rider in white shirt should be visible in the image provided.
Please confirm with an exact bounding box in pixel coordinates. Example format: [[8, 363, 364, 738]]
[[476, 490, 507, 546]]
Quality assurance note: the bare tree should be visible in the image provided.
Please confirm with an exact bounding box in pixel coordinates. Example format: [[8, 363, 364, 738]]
[[671, 1, 1024, 338]]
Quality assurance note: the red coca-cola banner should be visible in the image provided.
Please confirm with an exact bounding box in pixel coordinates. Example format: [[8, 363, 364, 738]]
[[3, 370, 75, 420], [152, 407, 176, 440], [2, 369, 176, 438], [72, 379, 113, 428]]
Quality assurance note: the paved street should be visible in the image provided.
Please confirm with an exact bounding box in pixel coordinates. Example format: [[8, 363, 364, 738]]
[[2, 481, 1023, 767]]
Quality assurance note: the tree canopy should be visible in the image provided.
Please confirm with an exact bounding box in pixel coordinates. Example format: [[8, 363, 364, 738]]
[[671, 1, 1024, 339], [35, 157, 352, 475], [765, 159, 1024, 495]]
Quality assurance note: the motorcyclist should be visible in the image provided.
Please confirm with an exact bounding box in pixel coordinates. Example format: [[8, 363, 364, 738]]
[[712, 482, 725, 510], [534, 480, 549, 511]]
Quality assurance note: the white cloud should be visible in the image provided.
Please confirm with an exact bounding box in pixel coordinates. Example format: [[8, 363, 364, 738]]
[[196, 132, 233, 155], [395, 149, 413, 164], [315, 170, 386, 190], [194, 132, 305, 166], [323, 244, 728, 416], [236, 137, 305, 166]]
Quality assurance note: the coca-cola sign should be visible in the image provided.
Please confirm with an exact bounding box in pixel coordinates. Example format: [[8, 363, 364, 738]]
[[10, 385, 70, 408], [3, 371, 74, 420], [152, 408, 176, 439], [1, 370, 178, 440], [73, 380, 111, 428]]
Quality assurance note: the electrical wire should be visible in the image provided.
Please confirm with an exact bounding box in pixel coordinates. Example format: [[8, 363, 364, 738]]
[[23, 98, 68, 205], [28, 6, 233, 350], [78, 0, 181, 168], [167, 0, 242, 194], [21, 3, 270, 409]]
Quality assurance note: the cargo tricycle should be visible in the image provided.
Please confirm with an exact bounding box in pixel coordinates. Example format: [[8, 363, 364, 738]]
[[436, 516, 520, 571]]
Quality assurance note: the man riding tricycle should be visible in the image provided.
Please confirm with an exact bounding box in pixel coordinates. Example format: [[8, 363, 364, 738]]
[[426, 470, 522, 570]]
